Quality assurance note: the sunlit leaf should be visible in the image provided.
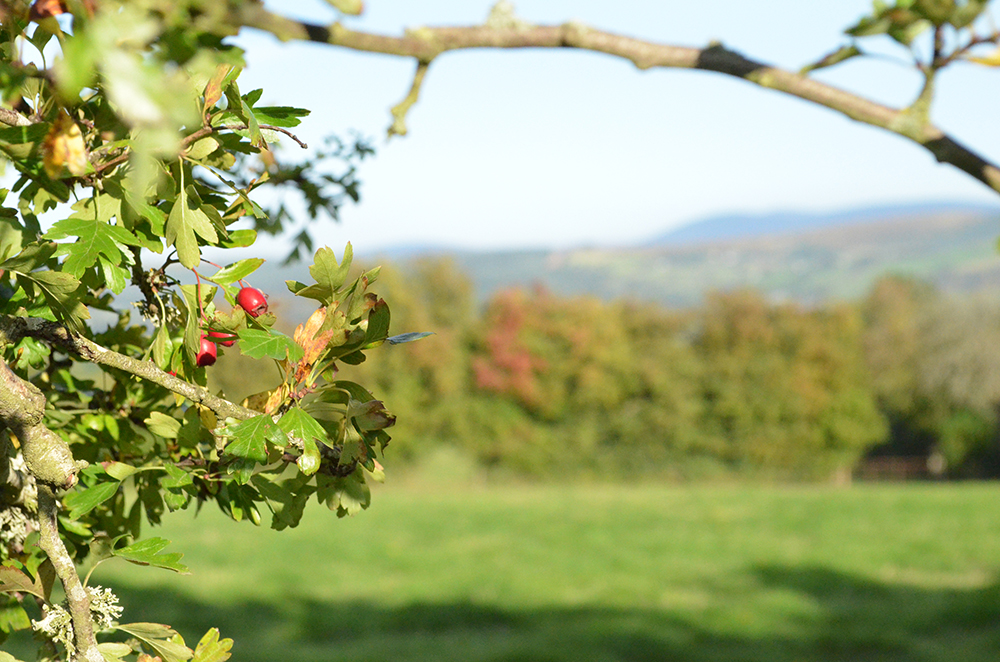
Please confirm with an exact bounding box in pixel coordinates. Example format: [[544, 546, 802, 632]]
[[64, 480, 121, 519], [192, 627, 233, 662], [237, 328, 305, 362], [112, 537, 190, 574], [206, 258, 264, 285], [165, 184, 218, 269], [115, 623, 193, 662], [44, 217, 138, 278]]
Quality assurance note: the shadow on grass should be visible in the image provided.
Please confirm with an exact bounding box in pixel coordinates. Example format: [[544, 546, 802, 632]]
[[7, 566, 1000, 662]]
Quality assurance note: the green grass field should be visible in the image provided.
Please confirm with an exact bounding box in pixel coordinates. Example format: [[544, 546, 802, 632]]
[[12, 483, 1000, 661]]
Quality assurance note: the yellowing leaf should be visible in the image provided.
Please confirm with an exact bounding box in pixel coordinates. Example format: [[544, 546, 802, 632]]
[[42, 111, 89, 177], [966, 48, 1000, 66], [192, 628, 233, 662]]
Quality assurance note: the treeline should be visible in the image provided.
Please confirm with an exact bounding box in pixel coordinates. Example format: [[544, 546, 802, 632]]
[[213, 259, 1000, 481]]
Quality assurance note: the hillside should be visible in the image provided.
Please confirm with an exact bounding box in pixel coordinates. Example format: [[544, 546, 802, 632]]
[[444, 205, 1000, 306], [257, 203, 1000, 310]]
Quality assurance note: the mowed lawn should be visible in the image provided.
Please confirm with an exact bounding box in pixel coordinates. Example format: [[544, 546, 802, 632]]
[[50, 483, 1000, 661]]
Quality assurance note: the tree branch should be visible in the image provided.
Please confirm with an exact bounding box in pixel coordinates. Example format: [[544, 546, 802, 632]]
[[0, 317, 259, 423], [237, 10, 1000, 196], [0, 357, 80, 488], [37, 485, 104, 662]]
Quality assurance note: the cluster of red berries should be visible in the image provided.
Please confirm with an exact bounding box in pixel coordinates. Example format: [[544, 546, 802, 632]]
[[195, 286, 268, 367]]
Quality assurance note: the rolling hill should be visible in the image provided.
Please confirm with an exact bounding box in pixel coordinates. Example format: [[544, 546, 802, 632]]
[[261, 202, 1000, 310], [444, 203, 1000, 306]]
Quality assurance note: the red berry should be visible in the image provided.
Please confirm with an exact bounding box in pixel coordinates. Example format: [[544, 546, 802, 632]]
[[207, 329, 237, 347], [196, 335, 217, 367], [236, 286, 268, 317]]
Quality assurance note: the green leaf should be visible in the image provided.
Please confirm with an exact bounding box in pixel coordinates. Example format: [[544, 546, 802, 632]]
[[206, 258, 264, 285], [251, 474, 311, 531], [241, 99, 262, 147], [114, 623, 193, 662], [348, 399, 396, 431], [185, 137, 221, 161], [316, 469, 370, 517], [325, 380, 377, 404], [252, 106, 310, 128], [165, 185, 219, 269], [180, 284, 217, 365], [64, 480, 120, 519], [44, 217, 138, 278], [362, 298, 390, 348], [97, 642, 133, 662], [308, 244, 353, 302], [98, 255, 130, 294], [152, 325, 173, 370], [278, 407, 329, 445], [0, 600, 31, 639], [237, 328, 305, 362], [16, 270, 90, 330], [103, 462, 139, 481], [278, 408, 328, 475], [145, 411, 182, 438], [217, 228, 256, 248], [112, 537, 190, 574], [0, 241, 57, 272], [193, 628, 233, 662], [221, 415, 287, 483]]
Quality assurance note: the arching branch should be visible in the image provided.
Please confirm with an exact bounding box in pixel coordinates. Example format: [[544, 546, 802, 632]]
[[234, 5, 1000, 196], [0, 317, 258, 422]]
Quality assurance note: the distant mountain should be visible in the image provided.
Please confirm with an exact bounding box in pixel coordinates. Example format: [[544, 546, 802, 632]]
[[650, 202, 1000, 246], [442, 203, 1000, 307], [254, 201, 1000, 311]]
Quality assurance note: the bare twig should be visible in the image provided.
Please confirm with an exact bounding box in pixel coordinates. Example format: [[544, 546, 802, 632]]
[[389, 62, 430, 137], [234, 9, 1000, 196]]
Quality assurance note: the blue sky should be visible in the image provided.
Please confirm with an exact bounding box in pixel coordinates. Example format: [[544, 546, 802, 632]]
[[236, 1, 1000, 254]]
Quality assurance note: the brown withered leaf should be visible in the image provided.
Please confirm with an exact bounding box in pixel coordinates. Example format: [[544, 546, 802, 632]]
[[263, 383, 289, 414], [291, 306, 337, 382]]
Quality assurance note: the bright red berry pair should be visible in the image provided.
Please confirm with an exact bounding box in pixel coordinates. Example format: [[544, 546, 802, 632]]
[[196, 287, 268, 367]]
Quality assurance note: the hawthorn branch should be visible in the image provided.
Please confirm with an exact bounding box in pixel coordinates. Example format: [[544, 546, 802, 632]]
[[0, 106, 33, 127], [236, 9, 1000, 196], [37, 485, 104, 662], [0, 357, 80, 488], [0, 317, 258, 422]]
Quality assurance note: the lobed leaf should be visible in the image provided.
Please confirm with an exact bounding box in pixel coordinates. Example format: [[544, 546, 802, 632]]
[[112, 537, 190, 574], [206, 258, 264, 285], [237, 328, 305, 362], [0, 566, 45, 599], [192, 628, 233, 662], [115, 623, 193, 662], [64, 480, 121, 520]]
